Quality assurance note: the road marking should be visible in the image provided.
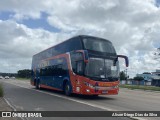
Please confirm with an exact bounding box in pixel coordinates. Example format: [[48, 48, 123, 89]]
[[2, 80, 148, 120], [3, 80, 113, 111], [3, 98, 28, 120], [4, 98, 16, 111]]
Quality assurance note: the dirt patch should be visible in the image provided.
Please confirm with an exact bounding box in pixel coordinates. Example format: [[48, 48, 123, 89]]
[[0, 97, 21, 120]]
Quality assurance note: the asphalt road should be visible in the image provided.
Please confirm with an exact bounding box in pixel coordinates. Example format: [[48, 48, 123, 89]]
[[1, 79, 160, 120]]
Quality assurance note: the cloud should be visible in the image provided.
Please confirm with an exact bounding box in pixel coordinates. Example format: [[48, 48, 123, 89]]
[[0, 0, 44, 20], [0, 20, 72, 73], [0, 0, 160, 77]]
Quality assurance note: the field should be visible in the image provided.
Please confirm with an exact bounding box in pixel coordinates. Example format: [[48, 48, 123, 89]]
[[120, 84, 160, 91]]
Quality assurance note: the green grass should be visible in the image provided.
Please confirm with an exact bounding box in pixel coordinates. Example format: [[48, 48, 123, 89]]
[[0, 84, 4, 97], [120, 84, 160, 91], [16, 77, 30, 81]]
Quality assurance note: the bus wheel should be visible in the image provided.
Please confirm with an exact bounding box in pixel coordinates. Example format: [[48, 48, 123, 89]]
[[64, 82, 71, 96], [93, 95, 99, 97], [36, 80, 41, 89]]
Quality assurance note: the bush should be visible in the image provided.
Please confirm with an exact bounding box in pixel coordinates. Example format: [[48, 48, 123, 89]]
[[0, 84, 3, 97]]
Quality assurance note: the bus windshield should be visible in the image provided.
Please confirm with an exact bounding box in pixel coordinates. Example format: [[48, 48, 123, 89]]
[[83, 37, 116, 53], [85, 58, 119, 81]]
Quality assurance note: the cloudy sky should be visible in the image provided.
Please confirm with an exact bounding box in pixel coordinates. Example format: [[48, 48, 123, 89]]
[[0, 0, 160, 78]]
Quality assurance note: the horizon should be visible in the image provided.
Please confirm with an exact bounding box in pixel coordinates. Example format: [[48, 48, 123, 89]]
[[0, 0, 160, 78]]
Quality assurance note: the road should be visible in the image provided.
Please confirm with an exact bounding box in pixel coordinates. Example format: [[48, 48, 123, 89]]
[[1, 79, 160, 120]]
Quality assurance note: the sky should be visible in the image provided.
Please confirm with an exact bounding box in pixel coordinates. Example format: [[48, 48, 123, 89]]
[[0, 0, 160, 78]]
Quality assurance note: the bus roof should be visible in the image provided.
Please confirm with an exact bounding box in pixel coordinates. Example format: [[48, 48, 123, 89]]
[[33, 35, 112, 57]]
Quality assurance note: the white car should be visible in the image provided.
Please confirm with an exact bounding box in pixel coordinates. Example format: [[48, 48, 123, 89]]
[[5, 76, 9, 79], [11, 77, 15, 79], [0, 76, 3, 79]]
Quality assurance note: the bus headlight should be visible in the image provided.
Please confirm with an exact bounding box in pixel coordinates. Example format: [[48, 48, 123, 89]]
[[113, 85, 119, 88], [86, 89, 90, 92], [84, 82, 94, 88]]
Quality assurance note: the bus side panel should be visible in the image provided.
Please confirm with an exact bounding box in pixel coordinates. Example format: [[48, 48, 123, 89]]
[[37, 54, 71, 91]]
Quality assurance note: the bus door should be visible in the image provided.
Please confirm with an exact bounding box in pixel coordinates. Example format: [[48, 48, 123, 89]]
[[70, 51, 85, 93]]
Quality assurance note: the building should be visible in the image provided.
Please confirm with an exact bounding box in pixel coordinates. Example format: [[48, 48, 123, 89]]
[[136, 70, 160, 86], [152, 69, 160, 76], [151, 70, 160, 86], [136, 73, 152, 85]]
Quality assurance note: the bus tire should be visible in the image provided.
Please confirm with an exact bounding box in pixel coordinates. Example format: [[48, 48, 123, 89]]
[[36, 80, 41, 89], [93, 95, 99, 97], [34, 79, 36, 86], [64, 81, 71, 96]]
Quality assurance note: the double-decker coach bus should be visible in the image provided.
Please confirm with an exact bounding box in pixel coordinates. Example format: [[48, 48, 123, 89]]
[[31, 35, 129, 96]]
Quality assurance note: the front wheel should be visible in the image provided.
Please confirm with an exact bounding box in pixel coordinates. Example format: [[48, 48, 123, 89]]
[[93, 95, 99, 97], [64, 82, 72, 96]]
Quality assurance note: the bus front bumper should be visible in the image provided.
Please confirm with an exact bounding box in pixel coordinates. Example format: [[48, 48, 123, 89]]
[[75, 86, 119, 95]]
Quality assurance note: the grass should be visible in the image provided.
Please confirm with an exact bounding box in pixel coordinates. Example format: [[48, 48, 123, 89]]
[[120, 84, 160, 91], [0, 84, 3, 97]]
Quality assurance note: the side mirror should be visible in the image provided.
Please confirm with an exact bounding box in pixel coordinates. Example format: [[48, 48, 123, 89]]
[[117, 55, 129, 67]]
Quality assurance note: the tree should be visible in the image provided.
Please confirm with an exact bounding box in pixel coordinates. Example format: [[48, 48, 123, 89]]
[[133, 76, 144, 85], [17, 69, 31, 78], [120, 71, 126, 80], [133, 76, 144, 81]]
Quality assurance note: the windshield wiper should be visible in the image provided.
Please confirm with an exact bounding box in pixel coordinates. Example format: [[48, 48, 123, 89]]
[[107, 77, 119, 81]]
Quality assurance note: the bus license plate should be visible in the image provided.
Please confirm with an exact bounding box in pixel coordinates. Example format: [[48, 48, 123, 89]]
[[102, 90, 108, 94]]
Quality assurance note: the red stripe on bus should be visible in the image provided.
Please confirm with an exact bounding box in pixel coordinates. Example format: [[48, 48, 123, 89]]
[[40, 84, 63, 91]]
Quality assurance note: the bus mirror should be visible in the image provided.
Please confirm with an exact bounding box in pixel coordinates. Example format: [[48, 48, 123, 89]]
[[117, 55, 129, 67]]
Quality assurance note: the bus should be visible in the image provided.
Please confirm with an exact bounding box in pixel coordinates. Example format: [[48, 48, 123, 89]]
[[31, 35, 129, 96]]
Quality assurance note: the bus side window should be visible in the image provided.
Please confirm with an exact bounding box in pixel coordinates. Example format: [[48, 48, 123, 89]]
[[61, 64, 67, 75], [47, 66, 52, 76], [51, 65, 56, 76], [40, 69, 42, 76], [57, 64, 62, 76], [40, 68, 45, 76], [70, 52, 83, 74], [45, 67, 49, 76]]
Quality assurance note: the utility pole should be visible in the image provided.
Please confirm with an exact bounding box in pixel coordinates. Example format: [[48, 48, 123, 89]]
[[126, 68, 128, 79], [124, 69, 128, 80]]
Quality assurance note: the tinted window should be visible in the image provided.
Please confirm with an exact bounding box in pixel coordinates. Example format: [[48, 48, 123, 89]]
[[33, 36, 83, 64], [85, 58, 119, 79], [70, 52, 83, 61], [40, 64, 68, 76], [83, 37, 116, 53], [68, 37, 83, 51], [85, 58, 105, 78], [51, 37, 83, 57]]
